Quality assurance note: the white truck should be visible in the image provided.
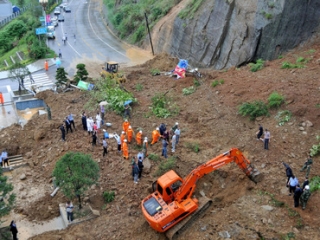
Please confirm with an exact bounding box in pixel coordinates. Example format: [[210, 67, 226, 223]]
[[46, 26, 55, 39]]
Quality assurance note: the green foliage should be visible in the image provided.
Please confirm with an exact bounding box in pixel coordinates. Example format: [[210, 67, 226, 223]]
[[264, 12, 273, 19], [155, 157, 177, 176], [238, 101, 269, 120], [135, 83, 143, 91], [132, 25, 146, 43], [85, 77, 136, 115], [150, 93, 179, 118], [29, 41, 47, 59], [150, 68, 160, 76], [249, 59, 265, 72], [185, 142, 200, 153], [268, 92, 285, 108], [310, 135, 320, 157], [278, 55, 283, 59], [193, 78, 200, 87], [55, 67, 68, 87], [179, 0, 205, 19], [74, 64, 89, 84], [182, 86, 196, 95], [53, 152, 100, 209], [0, 169, 16, 219], [296, 56, 308, 63], [306, 49, 316, 54], [148, 153, 160, 162], [211, 79, 224, 87], [281, 61, 304, 69], [268, 2, 275, 8], [103, 191, 115, 203], [275, 110, 292, 126], [309, 176, 320, 192], [282, 232, 295, 240]]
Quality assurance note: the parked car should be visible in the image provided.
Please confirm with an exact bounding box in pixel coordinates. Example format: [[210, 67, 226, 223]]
[[51, 20, 58, 27], [58, 15, 64, 22], [64, 6, 71, 12], [46, 26, 55, 39], [54, 7, 60, 15], [51, 16, 58, 21]]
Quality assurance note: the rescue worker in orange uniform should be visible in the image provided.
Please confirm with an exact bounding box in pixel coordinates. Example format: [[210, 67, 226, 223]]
[[120, 131, 126, 150], [136, 130, 143, 146], [122, 119, 130, 132], [151, 127, 160, 145], [122, 139, 129, 159], [127, 125, 134, 143], [44, 60, 49, 71], [142, 137, 148, 157], [0, 92, 4, 105]]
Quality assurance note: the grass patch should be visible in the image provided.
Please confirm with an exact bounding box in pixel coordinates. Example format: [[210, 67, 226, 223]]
[[185, 142, 200, 153], [268, 92, 285, 108], [275, 110, 292, 126], [306, 49, 316, 54], [193, 78, 201, 87], [238, 101, 269, 120], [309, 176, 320, 192], [211, 79, 224, 87], [179, 0, 205, 19], [135, 83, 143, 91], [148, 153, 160, 162], [154, 156, 177, 176], [150, 68, 160, 76], [310, 135, 320, 157], [182, 86, 196, 95], [281, 61, 304, 69], [103, 191, 115, 203], [150, 93, 179, 118], [249, 59, 264, 72]]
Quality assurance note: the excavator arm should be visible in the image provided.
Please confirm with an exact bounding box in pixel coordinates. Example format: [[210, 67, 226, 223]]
[[174, 148, 258, 203]]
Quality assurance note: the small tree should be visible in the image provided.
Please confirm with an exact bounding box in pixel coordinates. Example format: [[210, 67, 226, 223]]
[[53, 152, 99, 209], [74, 63, 88, 84], [8, 62, 29, 95], [0, 168, 16, 223], [55, 67, 68, 87]]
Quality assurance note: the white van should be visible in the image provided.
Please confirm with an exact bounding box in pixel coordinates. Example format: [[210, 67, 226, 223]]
[[54, 7, 60, 15]]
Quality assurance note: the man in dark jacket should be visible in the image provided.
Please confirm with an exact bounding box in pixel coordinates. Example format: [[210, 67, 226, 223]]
[[283, 162, 293, 183], [10, 220, 18, 240], [293, 185, 303, 207], [138, 156, 144, 179], [59, 123, 66, 141], [81, 112, 87, 131], [159, 123, 166, 136], [65, 117, 73, 134]]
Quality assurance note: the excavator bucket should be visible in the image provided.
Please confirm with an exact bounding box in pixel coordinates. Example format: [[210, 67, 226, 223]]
[[247, 164, 261, 183]]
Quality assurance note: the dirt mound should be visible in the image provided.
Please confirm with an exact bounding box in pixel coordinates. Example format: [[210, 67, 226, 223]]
[[138, 52, 179, 71]]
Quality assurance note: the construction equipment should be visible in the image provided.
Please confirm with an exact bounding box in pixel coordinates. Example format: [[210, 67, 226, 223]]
[[141, 148, 260, 239], [101, 61, 119, 76]]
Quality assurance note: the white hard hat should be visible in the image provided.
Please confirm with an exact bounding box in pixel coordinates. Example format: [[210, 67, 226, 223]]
[[144, 137, 148, 140], [175, 122, 179, 125], [125, 119, 128, 122], [139, 130, 142, 133], [156, 127, 159, 130], [129, 125, 132, 129], [305, 185, 310, 190], [124, 139, 127, 142], [122, 131, 125, 134]]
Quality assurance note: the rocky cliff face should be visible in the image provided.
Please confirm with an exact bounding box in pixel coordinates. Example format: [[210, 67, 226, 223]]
[[147, 0, 320, 69]]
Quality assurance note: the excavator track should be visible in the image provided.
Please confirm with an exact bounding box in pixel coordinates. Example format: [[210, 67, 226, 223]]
[[165, 197, 213, 240]]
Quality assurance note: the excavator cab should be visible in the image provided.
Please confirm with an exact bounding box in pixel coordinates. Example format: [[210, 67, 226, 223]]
[[103, 61, 118, 73]]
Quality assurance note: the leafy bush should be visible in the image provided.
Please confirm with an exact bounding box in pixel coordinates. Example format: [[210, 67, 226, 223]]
[[185, 142, 200, 153], [310, 135, 320, 157], [103, 191, 115, 203], [150, 93, 179, 118], [132, 25, 145, 43], [239, 101, 269, 120], [148, 153, 160, 162], [249, 59, 264, 72], [182, 86, 195, 95], [74, 64, 88, 84], [275, 110, 292, 126], [309, 176, 320, 193], [268, 92, 285, 108], [193, 78, 200, 87], [281, 61, 304, 69], [150, 69, 160, 76], [155, 157, 176, 176], [135, 83, 143, 91], [296, 57, 308, 63]]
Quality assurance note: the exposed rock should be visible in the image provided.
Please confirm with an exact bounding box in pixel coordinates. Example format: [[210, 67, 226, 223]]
[[218, 231, 231, 238], [261, 205, 274, 211], [143, 158, 152, 173], [20, 173, 26, 180], [305, 120, 313, 127], [299, 127, 304, 131], [33, 130, 46, 141]]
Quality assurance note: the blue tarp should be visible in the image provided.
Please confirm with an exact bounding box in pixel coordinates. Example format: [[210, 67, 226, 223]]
[[177, 59, 188, 69]]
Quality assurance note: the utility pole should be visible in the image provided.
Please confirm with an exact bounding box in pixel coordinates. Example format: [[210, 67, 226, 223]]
[[144, 12, 154, 56]]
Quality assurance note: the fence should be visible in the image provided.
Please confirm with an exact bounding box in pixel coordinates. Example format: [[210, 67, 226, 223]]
[[0, 4, 33, 28]]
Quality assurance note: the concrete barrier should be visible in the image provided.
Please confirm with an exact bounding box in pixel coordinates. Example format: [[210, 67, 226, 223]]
[[15, 99, 45, 110]]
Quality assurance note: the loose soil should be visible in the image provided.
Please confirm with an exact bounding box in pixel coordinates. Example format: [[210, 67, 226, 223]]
[[2, 40, 320, 240]]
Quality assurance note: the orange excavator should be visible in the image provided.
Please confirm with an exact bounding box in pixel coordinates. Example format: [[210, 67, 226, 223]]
[[141, 148, 260, 239]]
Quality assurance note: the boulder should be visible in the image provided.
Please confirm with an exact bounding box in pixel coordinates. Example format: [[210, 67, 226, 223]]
[[20, 173, 26, 180]]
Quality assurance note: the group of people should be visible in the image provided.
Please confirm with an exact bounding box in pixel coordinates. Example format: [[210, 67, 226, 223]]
[[256, 124, 271, 150], [59, 113, 76, 141], [284, 154, 313, 210]]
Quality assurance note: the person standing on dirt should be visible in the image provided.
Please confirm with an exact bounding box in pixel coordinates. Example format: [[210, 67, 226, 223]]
[[300, 154, 313, 178], [302, 177, 309, 190], [283, 162, 293, 184], [100, 105, 105, 125], [293, 185, 303, 207], [59, 123, 66, 141], [92, 131, 97, 150], [287, 175, 299, 196], [174, 126, 180, 145], [102, 137, 108, 157], [300, 185, 311, 210], [96, 112, 101, 129], [127, 126, 134, 143], [66, 201, 74, 223], [171, 122, 178, 134], [122, 119, 130, 132], [163, 129, 170, 143], [137, 151, 144, 161], [113, 133, 122, 153], [124, 104, 131, 119], [263, 129, 270, 150], [68, 113, 76, 131], [172, 132, 177, 153], [136, 130, 143, 146], [81, 112, 87, 131], [132, 157, 139, 184], [138, 155, 144, 180], [162, 139, 168, 158], [159, 123, 166, 136], [1, 149, 9, 168], [9, 220, 18, 240], [151, 127, 160, 145], [142, 137, 148, 157], [122, 139, 129, 160], [65, 117, 73, 134], [256, 124, 263, 140]]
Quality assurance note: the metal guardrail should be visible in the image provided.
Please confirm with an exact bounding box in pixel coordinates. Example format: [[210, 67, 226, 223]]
[[0, 4, 33, 28]]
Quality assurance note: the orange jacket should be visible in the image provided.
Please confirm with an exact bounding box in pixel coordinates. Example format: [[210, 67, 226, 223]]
[[136, 132, 142, 145], [127, 128, 134, 143], [0, 93, 3, 104], [120, 133, 126, 149], [122, 142, 128, 159], [44, 61, 49, 71], [122, 121, 130, 132], [151, 130, 160, 144]]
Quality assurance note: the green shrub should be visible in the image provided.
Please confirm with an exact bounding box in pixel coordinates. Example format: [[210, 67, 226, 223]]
[[150, 93, 179, 118], [103, 191, 115, 203], [182, 86, 195, 95], [275, 110, 292, 126], [193, 78, 200, 87], [148, 153, 160, 162], [281, 61, 304, 69], [264, 13, 273, 19], [268, 92, 285, 108], [150, 68, 160, 76], [239, 101, 269, 120], [309, 176, 320, 192], [185, 142, 200, 153], [135, 83, 143, 91], [132, 25, 145, 43], [155, 157, 176, 176], [249, 59, 264, 72], [296, 57, 308, 63], [310, 135, 320, 157]]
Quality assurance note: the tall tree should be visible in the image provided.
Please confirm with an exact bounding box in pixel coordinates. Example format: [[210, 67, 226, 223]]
[[55, 67, 68, 88], [53, 152, 100, 209], [74, 63, 88, 84], [8, 62, 29, 95], [0, 168, 16, 223]]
